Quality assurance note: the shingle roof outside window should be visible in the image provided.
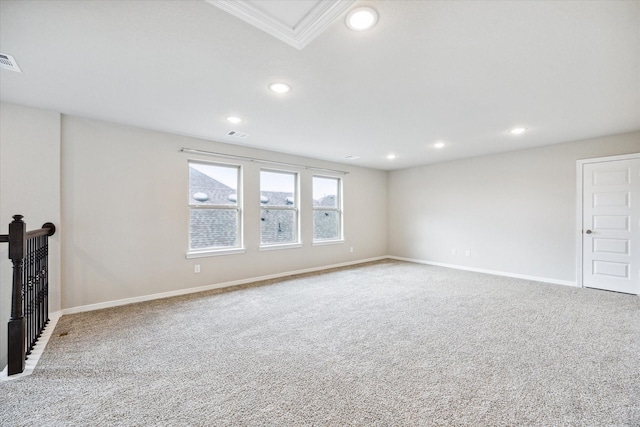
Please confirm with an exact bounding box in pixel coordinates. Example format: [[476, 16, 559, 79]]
[[189, 165, 341, 249], [189, 167, 239, 249]]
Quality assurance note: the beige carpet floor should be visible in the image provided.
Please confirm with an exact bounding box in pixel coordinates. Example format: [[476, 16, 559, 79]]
[[1, 260, 639, 426]]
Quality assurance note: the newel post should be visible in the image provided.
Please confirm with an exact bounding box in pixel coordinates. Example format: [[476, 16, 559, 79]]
[[7, 215, 26, 375]]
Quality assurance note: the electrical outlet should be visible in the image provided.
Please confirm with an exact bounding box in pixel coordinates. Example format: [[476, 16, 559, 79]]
[[452, 249, 457, 255], [195, 265, 201, 273], [465, 250, 470, 257], [350, 247, 354, 253]]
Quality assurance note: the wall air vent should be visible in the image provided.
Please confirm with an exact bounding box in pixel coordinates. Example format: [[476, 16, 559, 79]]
[[226, 130, 249, 138], [0, 53, 22, 73]]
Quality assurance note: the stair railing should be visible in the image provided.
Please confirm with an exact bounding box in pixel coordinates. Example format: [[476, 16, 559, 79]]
[[1, 215, 56, 375]]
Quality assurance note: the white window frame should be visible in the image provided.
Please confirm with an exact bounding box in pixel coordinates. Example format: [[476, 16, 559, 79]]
[[312, 174, 344, 245], [259, 168, 301, 250], [186, 160, 244, 258]]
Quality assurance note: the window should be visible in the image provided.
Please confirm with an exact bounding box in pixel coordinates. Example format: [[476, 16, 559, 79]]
[[260, 169, 298, 246], [188, 161, 242, 253], [313, 175, 342, 242]]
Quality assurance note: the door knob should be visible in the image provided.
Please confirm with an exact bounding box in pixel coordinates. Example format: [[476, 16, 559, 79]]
[[585, 230, 592, 234]]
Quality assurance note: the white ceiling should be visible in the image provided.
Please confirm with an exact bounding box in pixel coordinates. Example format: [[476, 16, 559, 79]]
[[1, 0, 639, 170]]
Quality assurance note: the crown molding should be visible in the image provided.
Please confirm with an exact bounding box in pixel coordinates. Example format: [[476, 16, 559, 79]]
[[206, 0, 356, 50]]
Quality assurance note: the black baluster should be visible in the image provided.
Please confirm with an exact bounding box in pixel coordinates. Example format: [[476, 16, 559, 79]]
[[25, 236, 31, 356], [5, 218, 56, 375]]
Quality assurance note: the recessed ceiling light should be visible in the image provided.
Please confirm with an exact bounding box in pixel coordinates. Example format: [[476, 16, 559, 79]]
[[226, 116, 242, 124], [434, 141, 446, 148], [269, 82, 291, 94], [387, 154, 396, 160], [346, 7, 378, 31], [510, 127, 527, 135]]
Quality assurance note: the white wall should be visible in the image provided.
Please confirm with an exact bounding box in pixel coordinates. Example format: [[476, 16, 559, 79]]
[[61, 116, 388, 310], [0, 102, 61, 369], [388, 132, 640, 283], [3, 99, 638, 369]]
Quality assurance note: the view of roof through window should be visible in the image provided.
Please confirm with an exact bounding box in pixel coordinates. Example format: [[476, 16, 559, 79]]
[[191, 163, 237, 190], [312, 176, 338, 201]]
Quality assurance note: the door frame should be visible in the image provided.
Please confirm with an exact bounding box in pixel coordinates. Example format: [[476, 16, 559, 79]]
[[576, 152, 640, 289]]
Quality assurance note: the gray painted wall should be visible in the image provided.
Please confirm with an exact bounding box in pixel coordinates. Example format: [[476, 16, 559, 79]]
[[60, 116, 388, 310], [0, 103, 61, 369], [388, 131, 640, 283], [1, 103, 387, 369], [2, 99, 638, 370]]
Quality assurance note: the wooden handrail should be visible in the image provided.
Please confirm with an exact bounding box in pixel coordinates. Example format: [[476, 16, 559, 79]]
[[26, 223, 56, 239]]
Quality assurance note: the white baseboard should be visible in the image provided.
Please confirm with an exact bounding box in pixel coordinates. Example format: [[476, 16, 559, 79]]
[[1, 256, 576, 376], [1, 311, 62, 381], [389, 256, 578, 287], [62, 256, 388, 315], [56, 254, 577, 316]]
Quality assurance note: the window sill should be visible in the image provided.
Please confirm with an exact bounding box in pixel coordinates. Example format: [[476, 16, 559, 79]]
[[259, 243, 302, 252], [186, 248, 246, 259], [312, 239, 345, 246]]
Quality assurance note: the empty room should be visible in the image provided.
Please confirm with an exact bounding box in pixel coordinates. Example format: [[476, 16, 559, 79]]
[[1, 0, 639, 425]]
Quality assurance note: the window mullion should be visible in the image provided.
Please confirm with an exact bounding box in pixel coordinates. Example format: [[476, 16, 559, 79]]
[[191, 205, 239, 210]]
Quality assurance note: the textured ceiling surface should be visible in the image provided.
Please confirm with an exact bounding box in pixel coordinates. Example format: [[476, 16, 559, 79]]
[[1, 0, 639, 170]]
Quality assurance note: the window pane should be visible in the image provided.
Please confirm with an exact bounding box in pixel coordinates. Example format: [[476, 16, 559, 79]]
[[189, 209, 238, 249], [189, 163, 238, 205], [314, 210, 340, 240], [313, 176, 338, 208], [260, 170, 295, 206], [261, 209, 296, 244]]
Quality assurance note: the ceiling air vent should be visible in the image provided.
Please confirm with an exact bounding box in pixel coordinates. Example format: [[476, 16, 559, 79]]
[[226, 130, 249, 139], [0, 53, 22, 73]]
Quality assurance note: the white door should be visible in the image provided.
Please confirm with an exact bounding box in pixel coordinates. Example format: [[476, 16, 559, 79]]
[[582, 158, 640, 294]]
